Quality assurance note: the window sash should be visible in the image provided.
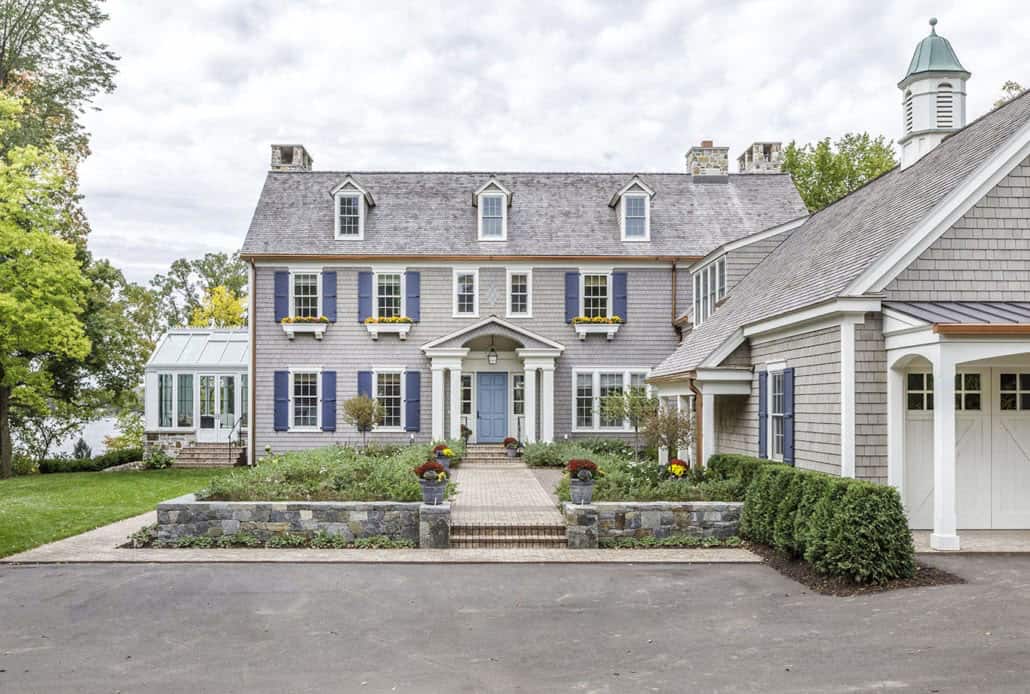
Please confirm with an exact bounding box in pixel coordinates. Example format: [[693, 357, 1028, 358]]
[[575, 374, 594, 428], [574, 370, 649, 431], [513, 374, 525, 416], [293, 273, 319, 318], [599, 373, 624, 428], [176, 374, 193, 427], [455, 272, 476, 315], [338, 195, 360, 236], [624, 195, 647, 237], [292, 373, 318, 428], [376, 373, 402, 428], [240, 374, 248, 429], [999, 372, 1030, 411], [158, 374, 173, 428], [509, 273, 529, 315], [769, 371, 785, 459], [583, 274, 609, 318], [461, 375, 473, 416], [376, 273, 402, 318], [480, 195, 504, 238]]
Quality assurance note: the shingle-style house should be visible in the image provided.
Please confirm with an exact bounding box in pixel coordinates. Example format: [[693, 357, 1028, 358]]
[[651, 22, 1030, 549]]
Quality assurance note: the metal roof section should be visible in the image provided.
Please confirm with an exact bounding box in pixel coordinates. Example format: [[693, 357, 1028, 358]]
[[884, 302, 1030, 324], [146, 328, 249, 369], [900, 18, 970, 87]]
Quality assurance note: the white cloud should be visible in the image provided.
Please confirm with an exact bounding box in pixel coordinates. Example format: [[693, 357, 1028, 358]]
[[78, 0, 1030, 283]]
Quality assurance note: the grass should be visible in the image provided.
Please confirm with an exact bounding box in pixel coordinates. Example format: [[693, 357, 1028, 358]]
[[0, 469, 230, 558]]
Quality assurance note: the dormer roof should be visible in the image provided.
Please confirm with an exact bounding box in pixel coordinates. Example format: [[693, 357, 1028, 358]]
[[330, 176, 376, 207], [472, 178, 512, 206], [608, 176, 656, 208]]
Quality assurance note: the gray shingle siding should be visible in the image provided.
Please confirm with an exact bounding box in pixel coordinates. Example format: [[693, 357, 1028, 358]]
[[254, 263, 681, 452], [724, 231, 790, 293], [855, 313, 888, 483], [886, 155, 1030, 301]]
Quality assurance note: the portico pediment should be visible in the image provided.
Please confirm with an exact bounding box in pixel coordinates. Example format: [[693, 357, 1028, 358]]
[[421, 316, 565, 356]]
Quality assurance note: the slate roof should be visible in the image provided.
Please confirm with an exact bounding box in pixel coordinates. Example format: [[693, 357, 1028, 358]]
[[240, 171, 806, 258], [652, 91, 1030, 379], [886, 302, 1030, 324]]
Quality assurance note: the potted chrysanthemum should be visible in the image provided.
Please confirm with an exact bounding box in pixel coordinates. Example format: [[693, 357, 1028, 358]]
[[567, 459, 600, 504], [415, 460, 449, 505], [433, 443, 455, 470], [667, 458, 689, 479], [502, 437, 520, 459]]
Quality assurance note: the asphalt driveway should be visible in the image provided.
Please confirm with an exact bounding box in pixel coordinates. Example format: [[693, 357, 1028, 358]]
[[1, 556, 1028, 693]]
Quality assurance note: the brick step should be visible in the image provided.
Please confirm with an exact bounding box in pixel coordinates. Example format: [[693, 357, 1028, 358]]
[[450, 536, 567, 549]]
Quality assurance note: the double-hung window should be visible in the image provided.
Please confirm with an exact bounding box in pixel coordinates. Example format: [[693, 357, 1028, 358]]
[[292, 272, 320, 318], [622, 194, 649, 240], [461, 375, 473, 417], [582, 274, 609, 318], [507, 270, 531, 317], [692, 256, 726, 326], [598, 373, 624, 428], [376, 372, 402, 428], [513, 374, 525, 416], [769, 371, 785, 460], [376, 273, 402, 318], [573, 369, 650, 431], [454, 270, 478, 317], [478, 194, 506, 240], [575, 373, 594, 429], [337, 194, 361, 238], [292, 372, 319, 429]]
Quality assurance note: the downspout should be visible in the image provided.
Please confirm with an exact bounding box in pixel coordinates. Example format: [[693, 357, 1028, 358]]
[[689, 377, 703, 467], [248, 260, 257, 465], [670, 260, 678, 323]]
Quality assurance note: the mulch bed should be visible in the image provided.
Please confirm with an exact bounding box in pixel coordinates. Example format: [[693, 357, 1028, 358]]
[[747, 543, 965, 596]]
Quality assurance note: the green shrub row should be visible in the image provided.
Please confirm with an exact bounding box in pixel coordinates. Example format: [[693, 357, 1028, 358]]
[[37, 447, 144, 474], [724, 455, 916, 584]]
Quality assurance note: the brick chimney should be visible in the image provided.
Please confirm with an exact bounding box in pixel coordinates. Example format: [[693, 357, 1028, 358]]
[[737, 142, 784, 173], [685, 140, 729, 181], [270, 144, 313, 172]]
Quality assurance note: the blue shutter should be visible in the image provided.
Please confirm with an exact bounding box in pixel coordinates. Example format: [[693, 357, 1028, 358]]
[[274, 272, 289, 322], [564, 272, 580, 323], [404, 371, 421, 432], [405, 271, 420, 322], [321, 371, 337, 432], [757, 371, 768, 459], [322, 271, 337, 322], [274, 371, 289, 431], [358, 272, 373, 323], [783, 367, 795, 465], [612, 271, 628, 322], [357, 370, 373, 398]]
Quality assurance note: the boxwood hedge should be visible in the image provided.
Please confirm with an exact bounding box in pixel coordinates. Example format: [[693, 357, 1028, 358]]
[[710, 453, 915, 584]]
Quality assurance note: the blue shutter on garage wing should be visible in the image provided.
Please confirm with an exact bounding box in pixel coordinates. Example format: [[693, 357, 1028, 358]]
[[322, 272, 337, 322], [321, 371, 337, 432], [358, 272, 373, 323], [564, 272, 580, 323], [405, 271, 420, 322], [274, 272, 289, 322], [274, 370, 289, 431], [404, 371, 421, 432], [782, 367, 795, 465], [612, 271, 628, 322], [757, 371, 768, 459]]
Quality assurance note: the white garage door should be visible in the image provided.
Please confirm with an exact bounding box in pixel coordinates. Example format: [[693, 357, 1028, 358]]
[[905, 368, 1030, 529]]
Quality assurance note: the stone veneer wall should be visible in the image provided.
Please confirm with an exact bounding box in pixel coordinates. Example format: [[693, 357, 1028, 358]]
[[156, 495, 450, 548], [144, 431, 197, 456], [563, 501, 742, 549]]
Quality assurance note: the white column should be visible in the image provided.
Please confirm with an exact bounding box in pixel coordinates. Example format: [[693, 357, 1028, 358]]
[[931, 348, 960, 551], [886, 363, 906, 493], [523, 366, 538, 443], [701, 390, 715, 468], [431, 366, 446, 442], [539, 365, 555, 443], [449, 367, 462, 440]]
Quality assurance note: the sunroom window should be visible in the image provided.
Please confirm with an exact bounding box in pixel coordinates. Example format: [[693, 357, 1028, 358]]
[[692, 256, 726, 326]]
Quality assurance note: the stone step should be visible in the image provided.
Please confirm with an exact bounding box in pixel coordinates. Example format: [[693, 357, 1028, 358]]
[[451, 524, 566, 538], [450, 536, 567, 549]]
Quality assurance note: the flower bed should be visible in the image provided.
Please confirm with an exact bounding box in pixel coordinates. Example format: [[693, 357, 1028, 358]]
[[555, 457, 740, 503]]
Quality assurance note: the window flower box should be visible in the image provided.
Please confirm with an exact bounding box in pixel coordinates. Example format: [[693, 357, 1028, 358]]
[[572, 315, 623, 341], [281, 316, 330, 340], [364, 316, 414, 341]]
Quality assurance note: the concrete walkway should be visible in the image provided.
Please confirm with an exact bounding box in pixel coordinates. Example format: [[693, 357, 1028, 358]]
[[450, 462, 564, 526], [913, 529, 1030, 553]]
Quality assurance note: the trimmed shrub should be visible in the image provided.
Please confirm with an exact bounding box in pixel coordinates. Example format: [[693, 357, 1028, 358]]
[[739, 465, 790, 545], [573, 437, 635, 459], [771, 470, 808, 555], [707, 453, 774, 499], [792, 472, 837, 557], [38, 447, 143, 474]]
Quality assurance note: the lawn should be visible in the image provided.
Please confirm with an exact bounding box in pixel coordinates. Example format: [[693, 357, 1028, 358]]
[[0, 469, 230, 558]]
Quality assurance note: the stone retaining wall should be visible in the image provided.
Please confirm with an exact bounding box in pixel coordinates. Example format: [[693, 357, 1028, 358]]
[[563, 501, 743, 549], [156, 495, 450, 548]]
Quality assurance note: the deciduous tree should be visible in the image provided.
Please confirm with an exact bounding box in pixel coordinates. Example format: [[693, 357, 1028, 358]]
[[781, 133, 897, 212], [190, 284, 246, 328]]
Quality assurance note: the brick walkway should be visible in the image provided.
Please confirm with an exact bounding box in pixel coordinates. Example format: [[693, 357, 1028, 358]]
[[450, 463, 565, 526]]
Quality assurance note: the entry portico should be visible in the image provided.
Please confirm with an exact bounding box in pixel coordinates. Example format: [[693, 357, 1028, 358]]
[[421, 316, 564, 444]]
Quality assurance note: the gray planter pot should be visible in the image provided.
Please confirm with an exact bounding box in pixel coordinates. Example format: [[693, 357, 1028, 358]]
[[435, 453, 451, 470], [505, 447, 517, 459], [420, 479, 447, 505], [570, 479, 595, 505]]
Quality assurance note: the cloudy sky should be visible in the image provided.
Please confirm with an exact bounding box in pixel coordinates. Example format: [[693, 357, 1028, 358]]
[[78, 0, 1029, 284]]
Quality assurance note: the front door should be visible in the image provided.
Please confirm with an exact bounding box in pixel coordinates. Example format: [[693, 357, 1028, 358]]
[[477, 372, 508, 443], [197, 374, 236, 443]]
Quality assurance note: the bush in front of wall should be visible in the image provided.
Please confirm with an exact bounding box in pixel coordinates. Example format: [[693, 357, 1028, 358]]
[[143, 448, 174, 469], [38, 447, 144, 474]]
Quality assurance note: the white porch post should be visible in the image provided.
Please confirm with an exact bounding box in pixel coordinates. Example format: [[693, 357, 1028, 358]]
[[886, 363, 906, 493], [539, 365, 555, 443], [523, 366, 538, 443], [701, 390, 715, 467], [931, 348, 960, 550], [449, 366, 462, 440], [431, 366, 446, 442]]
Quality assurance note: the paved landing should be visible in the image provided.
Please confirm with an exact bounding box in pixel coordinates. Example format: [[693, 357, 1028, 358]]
[[450, 463, 565, 526], [913, 529, 1030, 553]]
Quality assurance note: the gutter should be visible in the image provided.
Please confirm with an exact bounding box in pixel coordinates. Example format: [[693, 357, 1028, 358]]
[[248, 260, 257, 466]]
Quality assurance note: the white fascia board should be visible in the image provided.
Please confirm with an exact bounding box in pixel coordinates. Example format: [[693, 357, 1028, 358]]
[[473, 179, 512, 203], [882, 307, 931, 336], [330, 176, 375, 206], [688, 215, 809, 272], [608, 176, 656, 207], [741, 298, 881, 339], [694, 367, 752, 383], [845, 118, 1030, 295], [694, 380, 751, 395], [701, 327, 747, 369]]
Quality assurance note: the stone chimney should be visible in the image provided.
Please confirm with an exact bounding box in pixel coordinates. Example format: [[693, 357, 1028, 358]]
[[737, 142, 784, 173], [270, 144, 313, 172], [685, 140, 729, 181]]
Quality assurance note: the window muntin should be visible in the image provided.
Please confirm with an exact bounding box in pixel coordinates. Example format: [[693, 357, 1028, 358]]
[[158, 374, 173, 428], [692, 256, 726, 326], [513, 374, 525, 416], [509, 272, 529, 316], [480, 194, 504, 239], [337, 194, 361, 237], [461, 375, 473, 416], [292, 372, 318, 429], [377, 372, 402, 428], [770, 371, 784, 459], [455, 271, 477, 316], [623, 195, 647, 239], [599, 372, 624, 428], [376, 273, 402, 318], [292, 273, 319, 318], [575, 373, 594, 428], [176, 374, 193, 427], [955, 373, 981, 412], [906, 372, 934, 411], [583, 274, 609, 318], [1000, 372, 1030, 411], [573, 369, 649, 431]]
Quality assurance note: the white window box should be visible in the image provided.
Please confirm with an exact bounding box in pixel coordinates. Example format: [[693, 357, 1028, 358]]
[[574, 323, 621, 341], [366, 323, 412, 341], [282, 322, 328, 340]]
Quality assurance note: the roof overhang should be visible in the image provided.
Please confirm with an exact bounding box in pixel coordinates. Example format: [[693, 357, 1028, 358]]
[[473, 179, 512, 206], [608, 176, 656, 208], [330, 176, 376, 207]]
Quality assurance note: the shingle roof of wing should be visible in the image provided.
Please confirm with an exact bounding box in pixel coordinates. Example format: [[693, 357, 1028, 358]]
[[652, 92, 1030, 378], [240, 172, 806, 257]]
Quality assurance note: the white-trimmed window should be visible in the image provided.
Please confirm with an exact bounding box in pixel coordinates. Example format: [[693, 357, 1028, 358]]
[[769, 370, 785, 460], [478, 194, 507, 240], [582, 274, 610, 318], [621, 194, 650, 241], [454, 269, 478, 317], [177, 374, 194, 427], [291, 271, 320, 318], [572, 369, 650, 431], [291, 371, 320, 430], [374, 371, 404, 429], [461, 375, 473, 417], [335, 193, 363, 239], [692, 256, 726, 326], [507, 269, 531, 317], [513, 374, 525, 416], [375, 272, 402, 318], [158, 374, 174, 428]]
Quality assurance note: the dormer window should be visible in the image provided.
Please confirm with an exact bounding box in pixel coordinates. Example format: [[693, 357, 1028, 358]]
[[474, 179, 512, 241], [610, 177, 654, 242], [331, 176, 374, 240]]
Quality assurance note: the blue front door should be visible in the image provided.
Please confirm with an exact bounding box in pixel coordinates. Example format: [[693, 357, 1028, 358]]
[[477, 372, 508, 443]]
